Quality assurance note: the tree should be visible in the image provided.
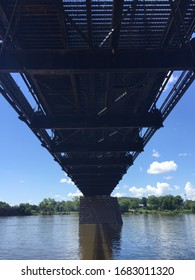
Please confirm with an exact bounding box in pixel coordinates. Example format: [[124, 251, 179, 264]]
[[0, 201, 10, 208], [66, 200, 75, 212], [172, 195, 183, 210], [0, 201, 11, 216], [39, 198, 57, 214], [142, 197, 147, 208], [147, 195, 159, 210], [184, 200, 195, 212], [160, 195, 174, 210], [129, 199, 139, 209], [119, 199, 130, 213], [192, 205, 195, 213], [72, 197, 80, 211], [58, 201, 67, 213], [18, 203, 32, 215]]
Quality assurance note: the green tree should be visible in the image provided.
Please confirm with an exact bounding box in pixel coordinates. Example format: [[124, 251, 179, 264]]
[[0, 201, 10, 208], [66, 200, 75, 212], [72, 197, 80, 211], [192, 205, 195, 213], [18, 203, 32, 215], [147, 195, 159, 210], [119, 199, 130, 213], [0, 201, 11, 216], [183, 199, 191, 210], [142, 197, 147, 208], [39, 198, 57, 214], [172, 195, 183, 210], [58, 201, 67, 213], [129, 199, 139, 209]]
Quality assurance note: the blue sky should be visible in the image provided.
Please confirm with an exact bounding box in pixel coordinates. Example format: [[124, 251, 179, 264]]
[[0, 73, 195, 205]]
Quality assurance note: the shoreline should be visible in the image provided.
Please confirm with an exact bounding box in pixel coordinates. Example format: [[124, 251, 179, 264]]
[[0, 209, 194, 217]]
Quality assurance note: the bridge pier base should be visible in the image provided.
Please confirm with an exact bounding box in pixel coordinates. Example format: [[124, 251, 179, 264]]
[[79, 196, 123, 224]]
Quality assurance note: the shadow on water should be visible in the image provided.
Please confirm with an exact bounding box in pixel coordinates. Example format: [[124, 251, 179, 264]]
[[79, 224, 122, 260]]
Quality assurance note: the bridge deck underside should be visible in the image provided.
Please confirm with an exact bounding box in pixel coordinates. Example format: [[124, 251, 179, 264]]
[[0, 0, 194, 195]]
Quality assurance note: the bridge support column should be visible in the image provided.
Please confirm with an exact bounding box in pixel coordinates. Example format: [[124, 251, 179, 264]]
[[79, 196, 122, 224]]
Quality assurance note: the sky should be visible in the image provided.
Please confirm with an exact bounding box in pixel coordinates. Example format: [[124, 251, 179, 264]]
[[1, 72, 195, 206]]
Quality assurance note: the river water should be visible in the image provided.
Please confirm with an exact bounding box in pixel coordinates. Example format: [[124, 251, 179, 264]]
[[0, 214, 195, 260]]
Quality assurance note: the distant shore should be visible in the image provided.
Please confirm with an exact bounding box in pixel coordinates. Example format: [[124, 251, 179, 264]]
[[1, 209, 195, 217], [1, 195, 195, 216], [123, 209, 194, 215]]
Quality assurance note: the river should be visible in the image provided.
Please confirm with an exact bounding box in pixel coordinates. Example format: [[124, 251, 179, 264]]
[[0, 214, 195, 260]]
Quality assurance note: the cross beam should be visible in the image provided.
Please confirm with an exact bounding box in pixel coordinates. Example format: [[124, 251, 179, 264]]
[[0, 43, 195, 73], [31, 110, 163, 129], [61, 156, 133, 166], [51, 140, 143, 152], [71, 174, 123, 179], [69, 168, 127, 176], [73, 178, 122, 186]]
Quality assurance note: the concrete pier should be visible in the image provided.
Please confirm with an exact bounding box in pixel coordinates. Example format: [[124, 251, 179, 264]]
[[79, 195, 123, 224]]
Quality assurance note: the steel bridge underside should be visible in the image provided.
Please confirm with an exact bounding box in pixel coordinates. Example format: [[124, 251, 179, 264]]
[[0, 0, 195, 196]]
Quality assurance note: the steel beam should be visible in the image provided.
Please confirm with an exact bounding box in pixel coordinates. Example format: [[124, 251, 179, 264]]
[[31, 110, 163, 129], [51, 139, 143, 152], [70, 168, 126, 175], [61, 156, 133, 166], [71, 174, 123, 178], [78, 184, 115, 189], [111, 0, 124, 49], [79, 188, 113, 195], [73, 173, 123, 182], [66, 166, 127, 174], [73, 176, 122, 187], [0, 44, 195, 73]]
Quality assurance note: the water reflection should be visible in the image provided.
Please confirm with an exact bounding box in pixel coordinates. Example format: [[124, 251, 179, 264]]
[[1, 214, 195, 259], [79, 224, 122, 259]]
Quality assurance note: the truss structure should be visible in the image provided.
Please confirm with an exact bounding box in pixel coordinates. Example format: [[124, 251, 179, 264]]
[[0, 0, 195, 195]]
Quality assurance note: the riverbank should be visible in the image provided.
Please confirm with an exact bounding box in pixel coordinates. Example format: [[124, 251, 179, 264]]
[[124, 209, 194, 215], [1, 195, 195, 216], [1, 209, 195, 217]]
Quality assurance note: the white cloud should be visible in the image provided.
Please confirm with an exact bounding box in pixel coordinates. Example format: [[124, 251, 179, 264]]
[[164, 74, 178, 91], [113, 192, 126, 198], [60, 178, 74, 185], [152, 149, 160, 158], [174, 185, 180, 191], [164, 176, 173, 180], [147, 161, 177, 174], [129, 186, 146, 197], [68, 190, 83, 197], [169, 74, 178, 84], [185, 182, 195, 200], [129, 182, 173, 197], [178, 153, 191, 157], [51, 194, 66, 200], [55, 194, 66, 199], [147, 182, 172, 196]]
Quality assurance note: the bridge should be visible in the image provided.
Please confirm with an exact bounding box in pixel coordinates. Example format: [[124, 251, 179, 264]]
[[0, 0, 195, 223]]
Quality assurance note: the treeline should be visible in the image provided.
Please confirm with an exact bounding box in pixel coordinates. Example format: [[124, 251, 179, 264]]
[[118, 195, 195, 213], [1, 195, 195, 216], [0, 197, 79, 216], [0, 201, 38, 216]]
